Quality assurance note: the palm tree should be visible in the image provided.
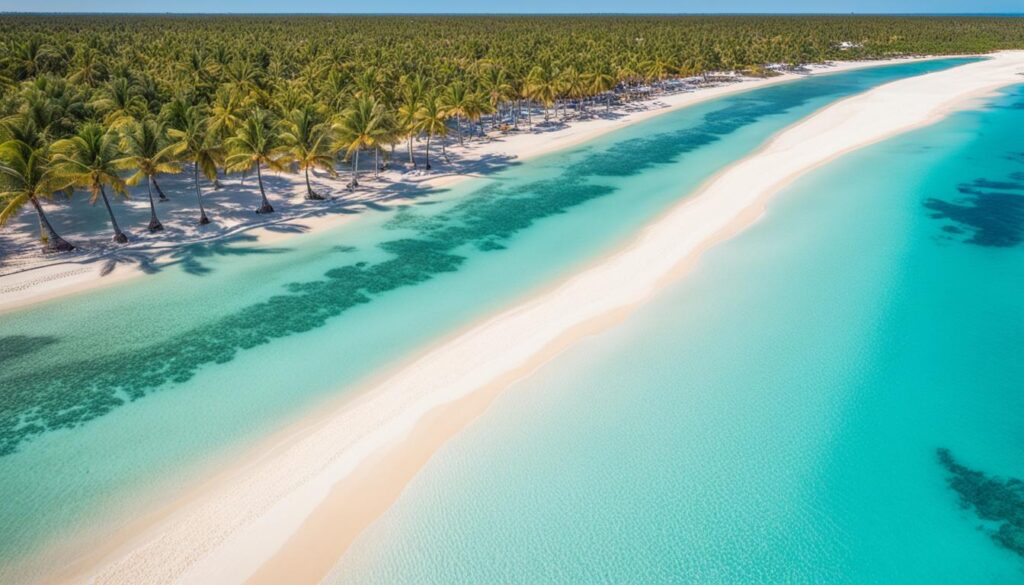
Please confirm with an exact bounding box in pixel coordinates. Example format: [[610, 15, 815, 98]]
[[49, 123, 130, 243], [414, 92, 449, 171], [397, 76, 426, 168], [584, 69, 617, 111], [8, 37, 58, 81], [480, 65, 513, 129], [463, 91, 490, 139], [278, 105, 335, 200], [0, 139, 74, 252], [67, 47, 107, 87], [526, 65, 559, 121], [222, 59, 265, 102], [641, 59, 671, 87], [560, 67, 586, 116], [116, 119, 181, 232], [89, 77, 148, 128], [207, 88, 247, 127], [165, 106, 219, 225], [373, 109, 399, 178], [206, 86, 248, 189], [332, 95, 386, 188], [224, 109, 285, 214], [439, 82, 471, 146]]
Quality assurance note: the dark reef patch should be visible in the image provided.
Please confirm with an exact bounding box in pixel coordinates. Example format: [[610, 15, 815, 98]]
[[925, 176, 1024, 247], [938, 448, 1024, 558], [0, 62, 963, 457], [0, 335, 60, 363]]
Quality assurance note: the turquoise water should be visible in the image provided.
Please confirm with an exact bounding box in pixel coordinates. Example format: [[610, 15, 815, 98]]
[[0, 59, 986, 578], [328, 84, 1024, 582]]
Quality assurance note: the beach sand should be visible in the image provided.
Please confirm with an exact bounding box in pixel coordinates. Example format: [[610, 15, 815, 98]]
[[24, 51, 1024, 584], [0, 56, 931, 314]]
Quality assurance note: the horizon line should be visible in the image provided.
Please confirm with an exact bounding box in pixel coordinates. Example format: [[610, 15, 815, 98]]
[[2, 11, 1023, 16]]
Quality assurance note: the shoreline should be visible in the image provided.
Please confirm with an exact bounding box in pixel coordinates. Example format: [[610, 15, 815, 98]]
[[49, 51, 1024, 585], [0, 55, 950, 315]]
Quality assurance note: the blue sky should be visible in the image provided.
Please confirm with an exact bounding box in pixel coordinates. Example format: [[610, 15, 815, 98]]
[[2, 0, 1021, 13]]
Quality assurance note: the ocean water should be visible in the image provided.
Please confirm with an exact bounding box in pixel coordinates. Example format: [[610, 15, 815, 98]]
[[328, 84, 1024, 582], [0, 58, 985, 579]]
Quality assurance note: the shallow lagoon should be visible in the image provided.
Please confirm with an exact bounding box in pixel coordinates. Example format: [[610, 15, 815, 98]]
[[0, 58, 984, 579], [329, 84, 1024, 583]]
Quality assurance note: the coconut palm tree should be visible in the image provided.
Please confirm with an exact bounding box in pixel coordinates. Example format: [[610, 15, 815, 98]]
[[0, 139, 74, 252], [278, 105, 335, 200], [332, 95, 386, 189], [560, 67, 586, 116], [462, 91, 490, 139], [439, 82, 471, 146], [115, 118, 181, 232], [584, 69, 617, 111], [526, 65, 559, 121], [49, 123, 130, 243], [224, 109, 285, 214], [19, 78, 88, 141], [397, 76, 426, 168], [480, 65, 513, 129], [206, 87, 248, 186], [222, 59, 265, 102], [414, 92, 449, 171], [89, 77, 148, 128], [165, 106, 219, 225], [67, 47, 108, 87], [8, 37, 58, 81]]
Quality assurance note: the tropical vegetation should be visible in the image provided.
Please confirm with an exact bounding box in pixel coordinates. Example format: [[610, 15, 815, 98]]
[[1, 15, 1022, 252]]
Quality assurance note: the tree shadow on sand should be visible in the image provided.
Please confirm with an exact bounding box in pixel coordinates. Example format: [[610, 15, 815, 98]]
[[0, 71, 922, 457], [162, 234, 292, 276]]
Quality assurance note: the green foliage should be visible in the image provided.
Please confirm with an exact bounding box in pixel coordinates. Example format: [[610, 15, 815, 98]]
[[0, 16, 1020, 242], [1, 15, 1021, 140]]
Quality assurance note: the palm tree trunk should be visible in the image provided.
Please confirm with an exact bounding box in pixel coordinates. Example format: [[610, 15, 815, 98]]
[[456, 115, 463, 146], [441, 135, 450, 163], [29, 195, 73, 252], [194, 164, 210, 225], [424, 134, 432, 170], [146, 176, 163, 232], [351, 149, 360, 188], [153, 175, 168, 201], [255, 164, 274, 214], [374, 147, 379, 178], [304, 166, 322, 200], [408, 136, 417, 168], [99, 185, 128, 243]]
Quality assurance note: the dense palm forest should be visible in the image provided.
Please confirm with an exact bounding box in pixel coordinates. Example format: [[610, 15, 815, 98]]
[[2, 15, 1023, 252]]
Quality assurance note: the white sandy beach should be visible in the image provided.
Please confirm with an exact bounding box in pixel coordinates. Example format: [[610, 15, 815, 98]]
[[0, 56, 937, 314], [35, 51, 1024, 585]]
